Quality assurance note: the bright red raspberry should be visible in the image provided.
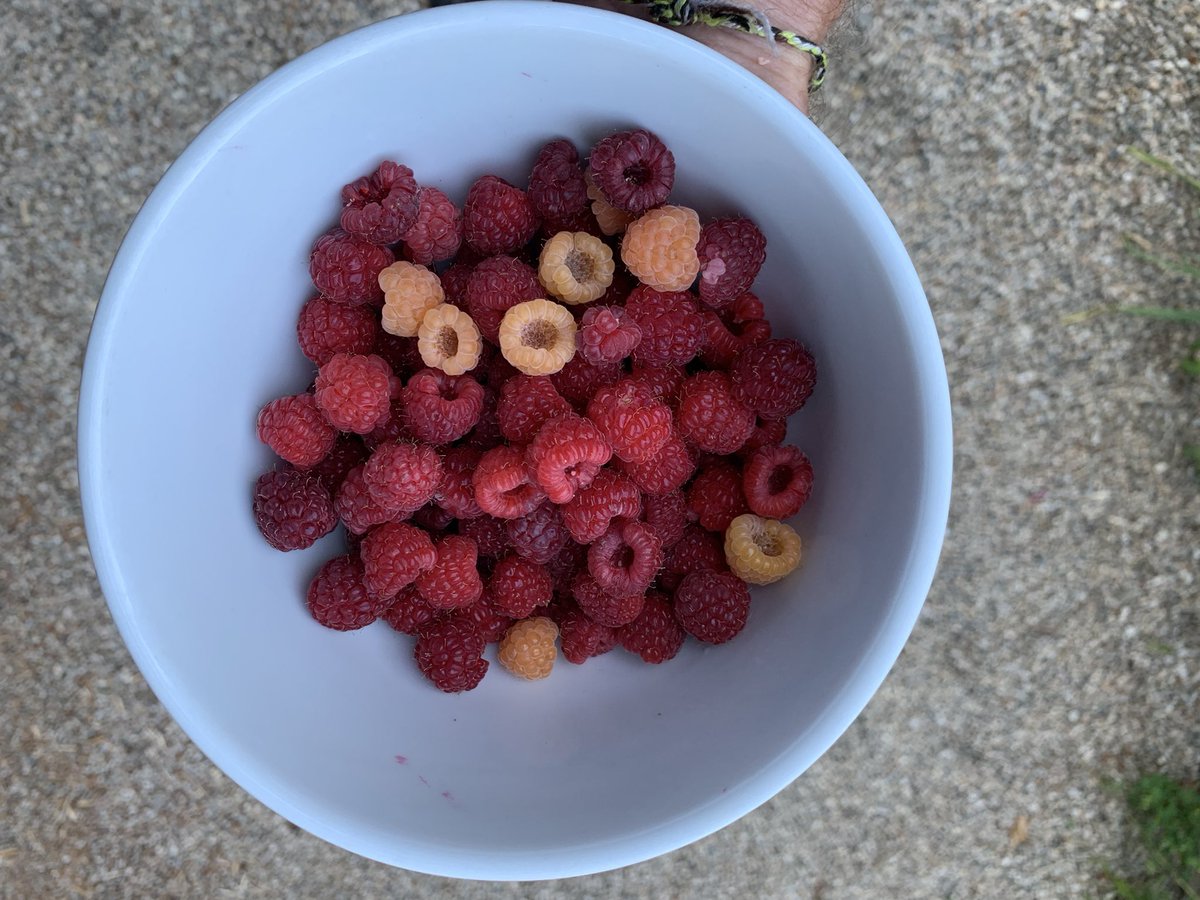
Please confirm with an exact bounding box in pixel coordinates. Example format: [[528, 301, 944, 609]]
[[310, 229, 394, 305], [381, 584, 444, 635], [363, 442, 443, 515], [659, 525, 728, 591], [528, 138, 590, 232], [739, 417, 788, 457], [558, 604, 618, 664], [372, 332, 426, 380], [625, 285, 707, 366], [572, 572, 645, 628], [730, 339, 818, 419], [465, 255, 542, 342], [695, 217, 767, 308], [452, 590, 514, 643], [676, 371, 756, 454], [587, 520, 663, 599], [462, 387, 505, 451], [618, 429, 695, 495], [743, 444, 814, 519], [414, 618, 488, 692], [296, 296, 379, 366], [314, 353, 394, 434], [257, 393, 336, 468], [463, 175, 540, 256], [252, 470, 337, 551], [401, 186, 462, 265], [361, 521, 438, 600], [362, 399, 415, 450], [415, 535, 483, 610], [586, 379, 673, 464], [641, 489, 689, 549], [309, 435, 370, 494], [525, 414, 612, 504], [687, 459, 749, 531], [561, 468, 642, 543], [433, 446, 483, 519], [333, 465, 393, 534], [588, 129, 675, 214], [399, 368, 485, 444], [412, 503, 456, 532], [473, 444, 546, 519], [550, 354, 623, 408], [496, 375, 574, 443], [461, 514, 510, 560], [307, 554, 388, 631], [700, 309, 772, 369], [488, 553, 553, 618], [674, 571, 751, 644], [617, 591, 684, 663], [340, 160, 420, 245], [577, 305, 642, 366], [504, 501, 572, 564], [628, 361, 686, 405]]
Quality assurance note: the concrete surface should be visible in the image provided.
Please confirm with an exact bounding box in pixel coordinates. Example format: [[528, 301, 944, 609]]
[[1, 0, 1197, 896]]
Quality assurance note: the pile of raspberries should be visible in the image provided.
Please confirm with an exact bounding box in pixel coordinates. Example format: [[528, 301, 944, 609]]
[[252, 128, 818, 692]]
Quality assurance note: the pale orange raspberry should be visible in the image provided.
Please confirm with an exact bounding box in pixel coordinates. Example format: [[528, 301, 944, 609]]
[[498, 616, 559, 680], [379, 261, 444, 337], [621, 205, 701, 293], [724, 513, 803, 585], [585, 172, 635, 236], [497, 298, 577, 376], [417, 304, 482, 376], [538, 231, 616, 305]]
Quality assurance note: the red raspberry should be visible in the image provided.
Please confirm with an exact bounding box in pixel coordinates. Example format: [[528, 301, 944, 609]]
[[372, 332, 425, 380], [414, 618, 489, 692], [577, 305, 642, 366], [676, 371, 756, 454], [617, 591, 684, 663], [743, 444, 814, 519], [546, 540, 588, 598], [561, 468, 642, 544], [307, 554, 388, 631], [587, 520, 663, 598], [687, 459, 749, 531], [550, 354, 623, 408], [528, 138, 590, 232], [415, 535, 483, 610], [674, 571, 751, 644], [572, 572, 645, 628], [399, 368, 485, 444], [727, 290, 765, 323], [695, 217, 767, 308], [381, 584, 445, 635], [461, 514, 510, 560], [433, 446, 483, 519], [700, 309, 772, 369], [362, 399, 415, 450], [462, 387, 505, 451], [252, 470, 337, 551], [739, 416, 788, 457], [730, 339, 818, 419], [586, 379, 672, 464], [618, 429, 695, 495], [505, 501, 572, 565], [488, 553, 553, 618], [340, 160, 420, 245], [628, 361, 686, 404], [452, 590, 514, 643], [496, 375, 573, 443], [473, 444, 546, 519], [296, 296, 379, 366], [310, 229, 394, 305], [333, 465, 393, 534], [659, 525, 728, 591], [401, 186, 462, 265], [463, 175, 540, 255], [361, 522, 438, 600], [625, 285, 707, 366], [363, 442, 443, 515], [558, 604, 618, 664], [257, 393, 336, 468], [641, 489, 689, 549], [465, 255, 542, 342], [412, 503, 456, 532], [480, 345, 520, 390], [314, 353, 394, 434], [525, 414, 612, 504], [309, 435, 370, 494], [587, 129, 675, 214]]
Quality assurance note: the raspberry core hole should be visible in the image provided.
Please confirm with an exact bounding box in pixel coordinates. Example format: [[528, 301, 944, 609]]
[[623, 163, 650, 186], [768, 465, 793, 495], [753, 527, 782, 557], [565, 248, 595, 284], [436, 325, 459, 361], [521, 319, 559, 350]]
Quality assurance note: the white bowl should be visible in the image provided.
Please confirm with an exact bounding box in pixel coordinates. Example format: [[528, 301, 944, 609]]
[[79, 1, 951, 881]]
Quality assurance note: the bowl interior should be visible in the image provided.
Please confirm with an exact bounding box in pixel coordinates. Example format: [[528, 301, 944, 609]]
[[79, 2, 951, 880]]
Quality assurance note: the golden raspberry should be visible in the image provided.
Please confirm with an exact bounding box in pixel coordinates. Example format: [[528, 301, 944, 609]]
[[498, 616, 559, 680], [538, 231, 616, 305], [379, 261, 444, 337], [497, 298, 577, 376], [417, 304, 483, 376], [724, 513, 803, 585], [585, 172, 635, 236], [621, 205, 701, 293]]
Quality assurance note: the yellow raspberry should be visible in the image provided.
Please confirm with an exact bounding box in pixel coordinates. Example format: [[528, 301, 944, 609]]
[[417, 304, 482, 376], [379, 261, 444, 337], [585, 172, 636, 236], [497, 298, 577, 376], [538, 231, 616, 305], [724, 513, 803, 585], [498, 616, 559, 680], [621, 205, 701, 293]]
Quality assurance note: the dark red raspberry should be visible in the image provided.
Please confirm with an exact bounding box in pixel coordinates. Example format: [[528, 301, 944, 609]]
[[700, 309, 772, 369], [488, 553, 553, 618], [310, 229, 394, 305], [625, 285, 707, 366], [400, 368, 485, 444], [496, 375, 573, 443], [381, 584, 444, 635], [465, 254, 542, 342], [730, 339, 817, 419], [561, 468, 643, 544], [525, 414, 612, 504], [550, 354, 623, 408], [617, 591, 684, 663], [743, 444, 814, 519], [307, 554, 388, 631], [333, 465, 393, 534], [577, 305, 642, 366], [739, 417, 788, 457], [461, 514, 510, 560], [257, 393, 336, 468], [314, 353, 394, 434], [641, 489, 689, 549], [628, 361, 686, 405], [412, 503, 456, 532], [674, 571, 751, 644], [434, 446, 483, 520], [695, 217, 767, 308], [617, 429, 695, 495], [296, 296, 379, 366], [463, 175, 540, 255], [401, 186, 462, 265], [473, 444, 546, 519], [572, 572, 645, 628], [452, 590, 514, 643], [586, 379, 673, 464], [480, 345, 520, 389], [505, 501, 572, 565], [588, 129, 675, 214], [558, 604, 618, 664], [727, 290, 765, 323], [415, 535, 483, 610], [362, 399, 415, 450], [545, 540, 588, 598], [462, 387, 505, 451], [340, 160, 420, 245], [587, 520, 663, 598], [660, 525, 728, 591], [414, 618, 489, 692], [676, 371, 756, 454], [363, 442, 443, 515], [372, 331, 426, 379], [528, 138, 590, 232], [687, 459, 749, 532], [252, 470, 337, 551], [361, 522, 438, 600], [309, 435, 370, 494], [439, 256, 478, 310]]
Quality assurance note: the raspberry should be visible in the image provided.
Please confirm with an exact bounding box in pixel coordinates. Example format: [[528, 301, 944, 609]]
[[473, 444, 546, 519], [739, 416, 788, 457], [439, 258, 476, 309], [586, 379, 672, 464], [498, 617, 559, 681], [309, 435, 370, 494], [730, 339, 817, 419], [628, 361, 686, 404], [310, 230, 394, 305], [505, 500, 572, 565], [434, 445, 484, 519], [700, 309, 772, 369], [382, 585, 445, 635], [362, 399, 414, 450], [379, 261, 446, 338], [728, 290, 765, 324], [674, 571, 751, 644], [695, 217, 767, 308], [401, 186, 462, 265], [361, 522, 438, 600], [340, 160, 420, 245], [587, 520, 663, 598], [462, 386, 505, 451], [558, 604, 618, 664], [577, 305, 642, 365], [363, 442, 443, 514], [687, 459, 749, 532], [463, 174, 540, 255], [488, 553, 553, 618], [296, 296, 379, 366], [453, 591, 514, 643], [481, 344, 521, 389], [465, 255, 543, 343], [314, 353, 394, 434], [412, 503, 455, 532], [372, 331, 425, 379], [414, 618, 488, 692], [461, 513, 510, 560], [257, 393, 336, 468], [562, 468, 642, 543], [307, 554, 388, 631], [525, 414, 611, 503], [660, 525, 729, 591], [588, 129, 675, 214], [584, 171, 636, 236], [572, 572, 645, 628], [400, 368, 485, 444], [498, 299, 577, 376], [496, 375, 573, 443], [550, 354, 623, 407], [621, 206, 701, 292], [742, 444, 813, 519], [617, 591, 684, 664], [618, 429, 695, 495], [724, 513, 803, 585], [415, 535, 484, 610], [333, 465, 394, 534], [676, 371, 756, 454], [416, 304, 483, 377], [546, 540, 588, 597], [528, 139, 590, 231], [538, 231, 615, 304], [625, 285, 706, 366], [252, 470, 337, 551]]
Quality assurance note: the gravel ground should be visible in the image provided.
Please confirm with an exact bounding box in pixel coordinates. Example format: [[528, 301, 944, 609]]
[[1, 0, 1197, 896]]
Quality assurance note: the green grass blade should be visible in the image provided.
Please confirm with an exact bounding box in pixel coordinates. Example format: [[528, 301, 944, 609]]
[[1117, 306, 1200, 323], [1124, 238, 1200, 280], [1128, 147, 1200, 193]]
